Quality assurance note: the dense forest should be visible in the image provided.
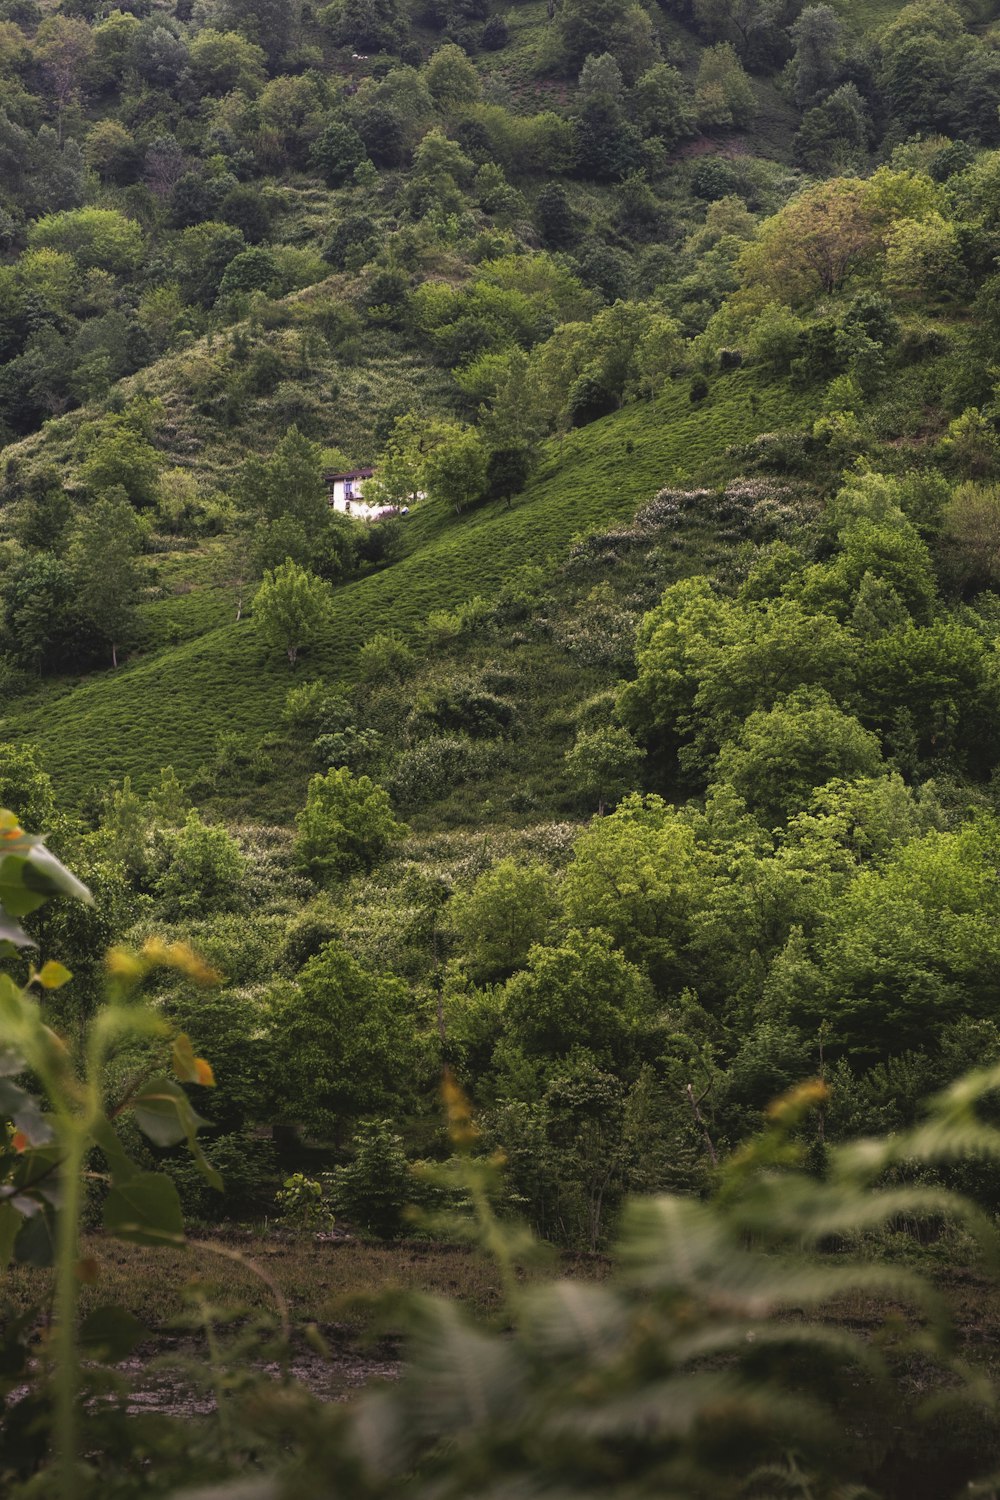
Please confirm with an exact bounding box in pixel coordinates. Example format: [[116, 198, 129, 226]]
[[10, 0, 1000, 1494]]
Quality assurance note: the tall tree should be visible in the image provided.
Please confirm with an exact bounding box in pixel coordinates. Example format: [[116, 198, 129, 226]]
[[216, 0, 297, 69], [67, 491, 144, 668]]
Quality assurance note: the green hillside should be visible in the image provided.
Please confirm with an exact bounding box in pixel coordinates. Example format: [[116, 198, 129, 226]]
[[6, 371, 813, 804], [10, 2, 1000, 1495]]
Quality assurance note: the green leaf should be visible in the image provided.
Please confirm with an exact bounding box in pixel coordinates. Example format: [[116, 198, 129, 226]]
[[103, 1171, 185, 1247], [171, 1033, 199, 1084], [0, 1080, 53, 1147], [13, 1206, 56, 1267], [132, 1077, 222, 1191], [3, 1144, 65, 1209], [1, 838, 92, 905], [132, 1076, 202, 1147], [80, 1306, 147, 1361], [0, 911, 33, 949], [91, 1115, 142, 1187]]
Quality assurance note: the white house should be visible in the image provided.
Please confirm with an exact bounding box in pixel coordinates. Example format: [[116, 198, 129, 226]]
[[325, 467, 413, 522], [326, 467, 375, 513]]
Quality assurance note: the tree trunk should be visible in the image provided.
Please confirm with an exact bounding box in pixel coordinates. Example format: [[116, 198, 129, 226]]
[[111, 641, 118, 669]]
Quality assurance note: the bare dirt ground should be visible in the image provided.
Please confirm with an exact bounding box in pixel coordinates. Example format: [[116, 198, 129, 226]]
[[116, 1339, 401, 1416]]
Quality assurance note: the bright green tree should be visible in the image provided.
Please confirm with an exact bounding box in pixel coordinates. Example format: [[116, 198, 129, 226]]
[[253, 558, 333, 667], [151, 812, 248, 920], [295, 766, 408, 882], [67, 492, 144, 668], [449, 859, 557, 982], [714, 688, 885, 827], [422, 425, 489, 514], [27, 207, 144, 273], [565, 725, 644, 813], [562, 794, 712, 982], [499, 929, 654, 1068], [266, 942, 418, 1137]]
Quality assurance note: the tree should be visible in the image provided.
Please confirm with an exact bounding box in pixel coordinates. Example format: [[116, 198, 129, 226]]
[[187, 29, 266, 94], [794, 83, 870, 173], [216, 0, 296, 69], [485, 445, 536, 508], [789, 3, 844, 107], [131, 23, 189, 88], [172, 221, 247, 307], [562, 794, 712, 983], [27, 207, 144, 273], [449, 859, 557, 981], [535, 182, 578, 248], [425, 43, 480, 106], [34, 15, 94, 143], [320, 0, 408, 52], [739, 179, 876, 302], [572, 97, 643, 180], [0, 741, 55, 829], [941, 482, 1000, 592], [565, 725, 644, 813], [630, 63, 693, 147], [796, 517, 937, 625], [876, 1, 970, 139], [151, 812, 247, 919], [218, 247, 280, 298], [553, 0, 660, 83], [864, 619, 998, 770], [295, 766, 408, 882], [84, 120, 141, 184], [67, 492, 144, 668], [499, 928, 654, 1068], [266, 942, 418, 1137], [811, 819, 1000, 1058], [240, 426, 330, 542], [1, 551, 79, 674], [422, 425, 489, 514], [579, 52, 625, 103], [309, 120, 368, 186], [884, 212, 962, 303], [714, 688, 885, 826], [253, 559, 333, 667], [694, 43, 757, 129], [79, 425, 162, 509]]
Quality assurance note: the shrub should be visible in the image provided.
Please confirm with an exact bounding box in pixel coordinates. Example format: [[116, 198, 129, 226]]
[[359, 629, 417, 683], [171, 1133, 277, 1223], [330, 1119, 413, 1238], [295, 767, 408, 882], [388, 734, 504, 809], [276, 1171, 334, 1229], [151, 812, 248, 919], [406, 677, 518, 741]]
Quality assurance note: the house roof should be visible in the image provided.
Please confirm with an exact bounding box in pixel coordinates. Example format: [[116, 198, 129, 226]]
[[324, 468, 375, 483]]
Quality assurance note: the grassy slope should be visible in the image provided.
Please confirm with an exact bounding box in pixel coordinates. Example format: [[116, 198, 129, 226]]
[[6, 371, 814, 807], [834, 0, 904, 30]]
